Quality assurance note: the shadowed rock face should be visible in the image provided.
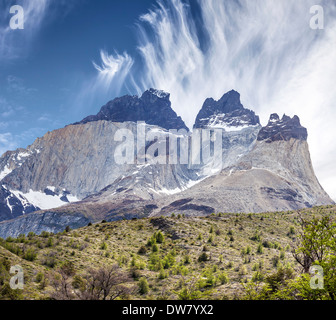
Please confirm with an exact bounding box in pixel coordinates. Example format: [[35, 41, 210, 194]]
[[194, 90, 260, 129], [75, 88, 189, 132], [257, 113, 308, 142]]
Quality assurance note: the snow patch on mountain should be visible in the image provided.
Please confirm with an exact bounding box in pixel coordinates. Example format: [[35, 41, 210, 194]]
[[16, 152, 31, 161], [11, 189, 80, 210], [149, 88, 170, 99], [0, 166, 12, 180], [202, 113, 260, 131], [150, 178, 206, 196]]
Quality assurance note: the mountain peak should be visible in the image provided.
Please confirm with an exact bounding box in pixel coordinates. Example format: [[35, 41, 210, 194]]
[[194, 90, 260, 129], [258, 114, 308, 143], [142, 88, 170, 100], [218, 90, 242, 111], [269, 113, 280, 122], [75, 89, 188, 131]]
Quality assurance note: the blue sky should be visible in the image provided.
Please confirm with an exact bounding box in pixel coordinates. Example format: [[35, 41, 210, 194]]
[[0, 0, 155, 152], [1, 0, 336, 200]]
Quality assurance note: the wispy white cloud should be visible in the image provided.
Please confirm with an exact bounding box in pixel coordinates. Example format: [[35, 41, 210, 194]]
[[134, 0, 336, 128], [73, 50, 134, 116], [93, 50, 134, 96]]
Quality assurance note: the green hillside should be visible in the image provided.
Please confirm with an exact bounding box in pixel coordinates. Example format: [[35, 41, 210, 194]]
[[0, 205, 335, 300]]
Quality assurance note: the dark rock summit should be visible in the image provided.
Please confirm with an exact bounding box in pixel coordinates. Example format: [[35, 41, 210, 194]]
[[258, 114, 308, 143], [75, 88, 189, 132], [194, 90, 260, 129]]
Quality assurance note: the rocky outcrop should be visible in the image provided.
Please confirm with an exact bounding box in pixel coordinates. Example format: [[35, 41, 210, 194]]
[[194, 90, 260, 129], [144, 112, 332, 216], [257, 114, 308, 142], [76, 88, 189, 132]]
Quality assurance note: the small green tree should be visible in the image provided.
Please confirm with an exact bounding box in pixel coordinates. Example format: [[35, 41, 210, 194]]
[[138, 277, 149, 295], [138, 246, 147, 255], [174, 277, 209, 300], [155, 231, 165, 244], [100, 242, 107, 250], [218, 272, 229, 285], [23, 248, 37, 261], [252, 271, 264, 283], [257, 243, 263, 254], [292, 216, 336, 300], [184, 255, 191, 265], [47, 237, 54, 247], [198, 252, 209, 262], [208, 235, 214, 243], [158, 269, 168, 280]]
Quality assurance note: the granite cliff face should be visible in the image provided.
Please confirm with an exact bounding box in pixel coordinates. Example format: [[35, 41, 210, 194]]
[[0, 89, 333, 237], [1, 122, 136, 199]]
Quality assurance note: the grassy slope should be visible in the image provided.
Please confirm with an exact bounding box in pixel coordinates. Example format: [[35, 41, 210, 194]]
[[0, 205, 335, 300]]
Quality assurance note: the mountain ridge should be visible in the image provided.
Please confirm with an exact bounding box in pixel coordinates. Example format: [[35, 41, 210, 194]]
[[74, 88, 189, 132], [0, 89, 333, 237]]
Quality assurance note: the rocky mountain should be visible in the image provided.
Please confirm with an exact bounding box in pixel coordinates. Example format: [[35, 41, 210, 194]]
[[0, 89, 333, 237], [76, 88, 189, 132], [194, 90, 260, 130], [257, 113, 308, 142]]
